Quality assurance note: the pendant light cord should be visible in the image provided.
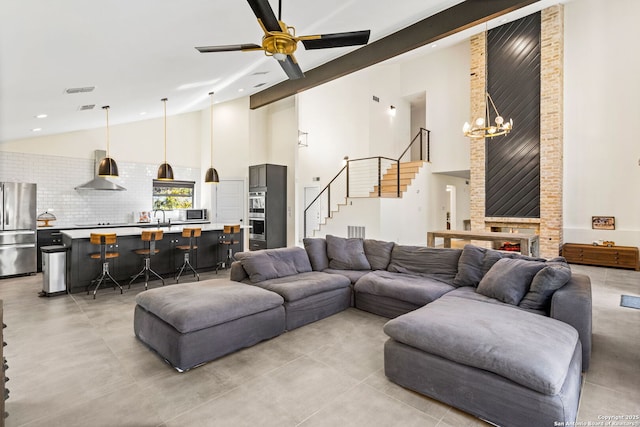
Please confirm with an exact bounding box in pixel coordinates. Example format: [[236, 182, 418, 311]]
[[103, 106, 110, 157], [162, 98, 168, 164], [209, 92, 214, 166]]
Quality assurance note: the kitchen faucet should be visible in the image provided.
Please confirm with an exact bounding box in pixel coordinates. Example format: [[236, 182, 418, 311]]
[[153, 209, 166, 224]]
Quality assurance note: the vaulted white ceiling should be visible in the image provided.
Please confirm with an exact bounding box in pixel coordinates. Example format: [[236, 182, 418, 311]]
[[0, 0, 560, 143]]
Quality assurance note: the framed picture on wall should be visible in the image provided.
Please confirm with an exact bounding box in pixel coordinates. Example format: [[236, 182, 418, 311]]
[[592, 216, 615, 230]]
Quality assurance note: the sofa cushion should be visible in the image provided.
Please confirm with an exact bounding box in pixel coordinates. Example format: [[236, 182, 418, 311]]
[[326, 235, 371, 270], [445, 286, 547, 316], [324, 268, 370, 284], [476, 257, 546, 305], [452, 244, 486, 287], [363, 239, 394, 270], [248, 271, 350, 302], [303, 238, 330, 271], [383, 296, 579, 396], [481, 247, 547, 276], [388, 245, 461, 283], [235, 247, 312, 283], [519, 258, 572, 311], [355, 270, 455, 306]]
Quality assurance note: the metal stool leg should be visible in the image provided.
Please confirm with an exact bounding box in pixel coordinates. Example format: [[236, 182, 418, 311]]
[[130, 257, 165, 290], [176, 252, 199, 283], [90, 261, 122, 299]]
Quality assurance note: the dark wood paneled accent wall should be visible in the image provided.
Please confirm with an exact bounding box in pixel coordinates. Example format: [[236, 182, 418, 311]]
[[485, 13, 541, 218]]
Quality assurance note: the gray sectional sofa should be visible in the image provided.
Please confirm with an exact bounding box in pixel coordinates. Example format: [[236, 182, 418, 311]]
[[226, 235, 592, 427]]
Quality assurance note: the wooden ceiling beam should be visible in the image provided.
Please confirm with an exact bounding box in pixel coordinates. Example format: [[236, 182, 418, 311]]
[[250, 0, 538, 109]]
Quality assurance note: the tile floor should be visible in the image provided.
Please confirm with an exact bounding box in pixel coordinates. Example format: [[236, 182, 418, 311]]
[[0, 264, 638, 426]]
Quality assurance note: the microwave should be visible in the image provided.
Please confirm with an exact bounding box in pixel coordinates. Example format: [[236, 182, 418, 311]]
[[179, 209, 208, 221]]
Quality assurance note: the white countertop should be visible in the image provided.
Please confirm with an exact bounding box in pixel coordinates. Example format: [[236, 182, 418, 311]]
[[61, 224, 249, 239]]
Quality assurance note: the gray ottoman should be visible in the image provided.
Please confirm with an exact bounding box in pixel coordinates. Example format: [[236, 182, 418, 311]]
[[134, 279, 285, 371], [384, 296, 582, 427]]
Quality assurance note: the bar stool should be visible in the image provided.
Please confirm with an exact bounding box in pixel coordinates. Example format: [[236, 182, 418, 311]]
[[88, 233, 122, 299], [129, 230, 165, 290], [217, 224, 241, 272], [175, 227, 201, 283]]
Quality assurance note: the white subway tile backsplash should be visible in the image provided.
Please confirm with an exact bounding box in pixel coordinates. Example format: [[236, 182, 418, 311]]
[[0, 152, 200, 226]]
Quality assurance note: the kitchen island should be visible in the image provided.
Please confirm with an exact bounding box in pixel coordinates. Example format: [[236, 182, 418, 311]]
[[61, 224, 246, 294]]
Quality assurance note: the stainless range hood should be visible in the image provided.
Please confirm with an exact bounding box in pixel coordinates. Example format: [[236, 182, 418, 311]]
[[75, 150, 126, 191]]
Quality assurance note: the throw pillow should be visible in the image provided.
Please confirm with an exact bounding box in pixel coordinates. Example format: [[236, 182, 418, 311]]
[[476, 257, 546, 305], [303, 238, 329, 271], [326, 235, 371, 270], [268, 247, 312, 276], [519, 258, 572, 311], [235, 251, 279, 283], [452, 244, 487, 287], [363, 239, 394, 270]]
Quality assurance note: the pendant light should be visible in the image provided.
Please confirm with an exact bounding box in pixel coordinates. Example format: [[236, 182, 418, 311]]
[[98, 106, 119, 177], [463, 24, 513, 139], [204, 91, 220, 183], [157, 97, 174, 180]]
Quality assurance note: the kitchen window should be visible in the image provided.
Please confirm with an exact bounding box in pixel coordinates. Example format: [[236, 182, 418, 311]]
[[152, 180, 195, 210]]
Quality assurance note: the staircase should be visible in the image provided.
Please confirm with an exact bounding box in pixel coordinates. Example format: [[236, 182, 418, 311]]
[[303, 128, 431, 238], [370, 160, 425, 197]]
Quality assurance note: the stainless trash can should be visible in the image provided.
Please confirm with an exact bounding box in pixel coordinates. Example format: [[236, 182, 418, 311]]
[[41, 245, 68, 296]]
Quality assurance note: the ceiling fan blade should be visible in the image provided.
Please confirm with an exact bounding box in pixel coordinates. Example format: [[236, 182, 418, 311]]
[[301, 30, 371, 50], [278, 55, 305, 80], [196, 44, 262, 53], [246, 0, 280, 32]]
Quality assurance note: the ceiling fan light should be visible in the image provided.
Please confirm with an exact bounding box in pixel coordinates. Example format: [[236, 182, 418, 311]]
[[98, 157, 119, 177], [157, 162, 174, 180], [205, 167, 219, 183], [273, 52, 287, 61]]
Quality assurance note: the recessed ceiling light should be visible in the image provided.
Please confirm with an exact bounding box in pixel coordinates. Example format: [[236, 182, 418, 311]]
[[32, 128, 42, 132], [65, 86, 95, 94], [35, 114, 48, 119], [140, 112, 147, 116], [238, 88, 244, 92], [431, 44, 437, 48]]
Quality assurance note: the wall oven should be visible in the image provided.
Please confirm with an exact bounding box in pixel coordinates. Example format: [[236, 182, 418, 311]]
[[248, 191, 265, 218], [249, 218, 265, 240], [249, 191, 266, 240]]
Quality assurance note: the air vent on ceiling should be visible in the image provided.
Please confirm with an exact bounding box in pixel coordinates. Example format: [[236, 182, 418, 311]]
[[65, 86, 95, 94], [78, 104, 96, 111], [253, 83, 267, 88], [251, 71, 269, 76]]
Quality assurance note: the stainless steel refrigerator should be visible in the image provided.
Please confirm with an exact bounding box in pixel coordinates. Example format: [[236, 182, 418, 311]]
[[0, 182, 37, 277]]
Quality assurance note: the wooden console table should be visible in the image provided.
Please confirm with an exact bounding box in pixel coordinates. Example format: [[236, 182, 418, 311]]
[[562, 243, 640, 270], [427, 230, 539, 257]]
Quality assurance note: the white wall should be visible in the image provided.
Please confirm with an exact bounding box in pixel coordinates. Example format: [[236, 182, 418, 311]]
[[563, 0, 640, 246], [296, 37, 471, 244], [200, 96, 252, 214], [0, 111, 202, 167], [400, 41, 471, 173]]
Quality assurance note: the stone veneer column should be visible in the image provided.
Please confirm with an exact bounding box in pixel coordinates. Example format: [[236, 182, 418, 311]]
[[469, 31, 486, 232], [468, 7, 564, 258], [540, 5, 564, 257]]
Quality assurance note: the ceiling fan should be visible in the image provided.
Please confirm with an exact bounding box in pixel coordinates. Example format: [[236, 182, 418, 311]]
[[195, 0, 371, 80]]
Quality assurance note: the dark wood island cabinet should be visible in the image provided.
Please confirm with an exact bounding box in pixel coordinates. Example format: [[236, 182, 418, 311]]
[[61, 225, 244, 293]]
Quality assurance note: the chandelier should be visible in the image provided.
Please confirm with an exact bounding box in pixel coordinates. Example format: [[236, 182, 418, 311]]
[[463, 91, 513, 139]]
